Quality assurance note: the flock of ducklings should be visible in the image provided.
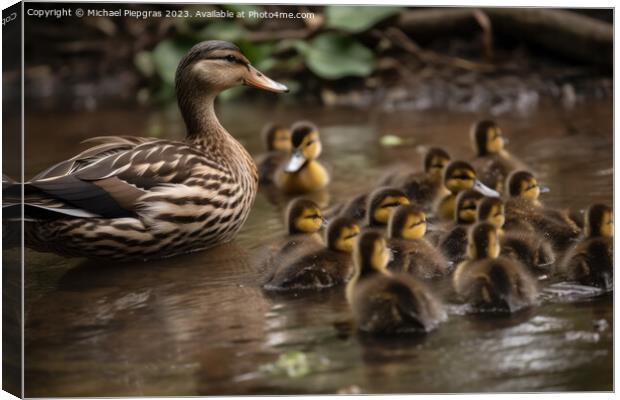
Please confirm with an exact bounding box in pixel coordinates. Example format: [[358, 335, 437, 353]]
[[254, 120, 613, 335]]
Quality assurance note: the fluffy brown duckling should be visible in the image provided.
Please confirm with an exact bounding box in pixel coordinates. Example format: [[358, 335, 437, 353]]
[[278, 198, 326, 254], [365, 187, 411, 230], [477, 197, 555, 277], [387, 204, 451, 279], [275, 121, 329, 194], [438, 189, 484, 264], [379, 147, 452, 212], [256, 123, 291, 184], [562, 204, 613, 290], [504, 170, 581, 251], [453, 222, 539, 312], [263, 217, 359, 291], [469, 120, 527, 193], [346, 231, 446, 334], [435, 160, 499, 221]]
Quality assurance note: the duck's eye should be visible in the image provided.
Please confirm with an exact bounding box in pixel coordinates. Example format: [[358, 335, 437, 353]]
[[225, 55, 236, 63]]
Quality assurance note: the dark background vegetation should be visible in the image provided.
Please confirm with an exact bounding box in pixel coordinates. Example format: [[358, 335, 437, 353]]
[[18, 4, 613, 114]]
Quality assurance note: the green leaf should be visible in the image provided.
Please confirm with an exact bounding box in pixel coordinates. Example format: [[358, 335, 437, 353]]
[[134, 51, 155, 78], [295, 33, 375, 80], [325, 6, 403, 33], [152, 39, 193, 86], [198, 21, 247, 42]]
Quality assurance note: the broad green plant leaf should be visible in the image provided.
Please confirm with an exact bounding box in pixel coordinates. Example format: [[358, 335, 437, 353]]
[[152, 39, 193, 86], [295, 33, 375, 80], [325, 6, 403, 33]]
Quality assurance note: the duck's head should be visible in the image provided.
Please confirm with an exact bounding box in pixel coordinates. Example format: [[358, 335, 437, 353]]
[[507, 170, 550, 202], [353, 231, 390, 277], [454, 189, 484, 224], [443, 161, 500, 197], [262, 123, 291, 152], [367, 187, 410, 227], [176, 40, 288, 96], [286, 198, 325, 235], [284, 121, 322, 172], [388, 204, 427, 240], [424, 147, 451, 177], [585, 203, 613, 238], [470, 120, 506, 156], [326, 217, 360, 253], [477, 197, 505, 230], [467, 222, 501, 261]]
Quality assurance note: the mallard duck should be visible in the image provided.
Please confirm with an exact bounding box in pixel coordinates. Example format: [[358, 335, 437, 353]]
[[346, 231, 446, 334], [387, 204, 451, 279], [5, 40, 288, 260], [435, 160, 499, 221], [378, 147, 451, 211], [438, 189, 484, 264], [453, 222, 539, 312], [562, 204, 613, 289], [469, 120, 527, 193], [274, 121, 329, 194], [256, 123, 291, 184], [504, 170, 581, 251], [366, 187, 410, 229], [477, 196, 555, 276], [263, 217, 359, 291]]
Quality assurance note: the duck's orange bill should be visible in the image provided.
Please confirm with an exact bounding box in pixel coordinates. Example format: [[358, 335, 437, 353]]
[[244, 65, 289, 93]]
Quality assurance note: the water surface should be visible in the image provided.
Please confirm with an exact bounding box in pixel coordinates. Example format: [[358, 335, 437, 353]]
[[19, 99, 612, 395]]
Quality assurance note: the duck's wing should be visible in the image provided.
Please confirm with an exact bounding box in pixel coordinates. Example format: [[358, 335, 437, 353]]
[[11, 138, 215, 219], [31, 136, 158, 181]]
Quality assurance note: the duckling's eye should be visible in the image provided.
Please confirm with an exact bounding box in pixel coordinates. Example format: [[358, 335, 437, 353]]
[[306, 214, 321, 220], [382, 202, 401, 208], [453, 174, 473, 180], [306, 140, 316, 147]]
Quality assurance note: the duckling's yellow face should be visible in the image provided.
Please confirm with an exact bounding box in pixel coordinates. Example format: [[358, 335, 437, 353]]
[[600, 211, 614, 238], [298, 132, 322, 160], [400, 212, 427, 239], [458, 197, 482, 223], [487, 204, 506, 229], [371, 238, 391, 271], [486, 126, 505, 154], [272, 128, 292, 152], [335, 224, 360, 253], [428, 155, 450, 177], [374, 196, 411, 224], [445, 168, 476, 193], [294, 206, 324, 233], [518, 177, 541, 201]]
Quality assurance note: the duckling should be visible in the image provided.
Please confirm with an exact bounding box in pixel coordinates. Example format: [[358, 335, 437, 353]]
[[438, 189, 484, 264], [378, 147, 452, 211], [263, 217, 359, 291], [435, 160, 499, 221], [365, 187, 410, 230], [477, 197, 555, 276], [562, 204, 613, 290], [387, 204, 451, 279], [346, 231, 446, 334], [504, 170, 580, 251], [453, 222, 539, 312], [278, 198, 326, 254], [275, 121, 329, 194], [256, 123, 291, 184], [324, 192, 368, 221], [469, 120, 527, 193]]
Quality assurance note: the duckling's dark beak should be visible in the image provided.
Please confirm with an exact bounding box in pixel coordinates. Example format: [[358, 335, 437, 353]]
[[244, 65, 289, 93], [284, 150, 306, 173], [473, 180, 500, 198], [539, 185, 550, 194]]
